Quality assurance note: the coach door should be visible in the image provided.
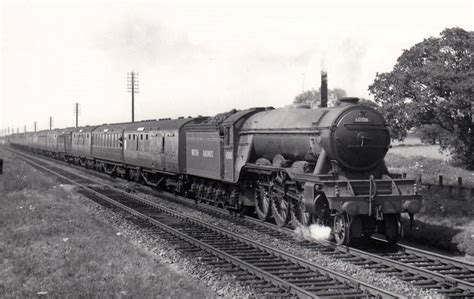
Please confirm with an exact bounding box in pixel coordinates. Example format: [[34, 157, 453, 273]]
[[65, 134, 71, 153], [154, 132, 166, 171], [149, 131, 160, 169]]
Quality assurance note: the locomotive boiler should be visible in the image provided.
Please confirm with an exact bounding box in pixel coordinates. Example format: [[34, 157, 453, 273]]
[[243, 97, 390, 172]]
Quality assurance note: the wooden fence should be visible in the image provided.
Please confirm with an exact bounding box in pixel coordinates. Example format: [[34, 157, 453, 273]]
[[419, 175, 473, 201]]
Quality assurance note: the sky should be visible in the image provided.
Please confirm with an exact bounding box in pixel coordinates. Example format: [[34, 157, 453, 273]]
[[1, 0, 472, 133]]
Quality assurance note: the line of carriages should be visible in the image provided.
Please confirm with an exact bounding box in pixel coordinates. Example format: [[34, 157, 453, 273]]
[[9, 118, 201, 186]]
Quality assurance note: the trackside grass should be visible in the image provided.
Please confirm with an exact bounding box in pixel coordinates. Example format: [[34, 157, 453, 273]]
[[385, 152, 474, 188], [0, 149, 216, 298], [385, 150, 474, 257]]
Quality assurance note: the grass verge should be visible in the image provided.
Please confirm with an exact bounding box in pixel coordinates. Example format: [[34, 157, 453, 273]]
[[385, 152, 474, 188], [0, 149, 215, 298], [386, 152, 474, 257]]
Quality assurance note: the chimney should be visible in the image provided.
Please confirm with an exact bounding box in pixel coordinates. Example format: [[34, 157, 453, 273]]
[[320, 70, 328, 108]]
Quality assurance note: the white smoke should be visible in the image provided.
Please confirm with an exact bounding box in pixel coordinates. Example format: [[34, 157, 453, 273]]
[[294, 224, 332, 242]]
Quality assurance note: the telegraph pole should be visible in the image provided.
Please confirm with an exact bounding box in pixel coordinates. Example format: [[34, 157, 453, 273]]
[[34, 121, 37, 132], [73, 102, 80, 128], [127, 71, 139, 122], [49, 117, 52, 130]]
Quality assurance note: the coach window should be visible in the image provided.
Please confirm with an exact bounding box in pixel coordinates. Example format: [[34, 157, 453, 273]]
[[140, 134, 143, 140], [146, 134, 148, 141]]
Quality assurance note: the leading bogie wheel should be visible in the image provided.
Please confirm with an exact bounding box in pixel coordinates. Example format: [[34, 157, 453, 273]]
[[333, 213, 351, 245], [384, 214, 402, 245]]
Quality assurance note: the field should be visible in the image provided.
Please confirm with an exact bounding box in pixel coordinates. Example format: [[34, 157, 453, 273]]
[[385, 139, 474, 257], [387, 135, 473, 187], [0, 149, 217, 298]]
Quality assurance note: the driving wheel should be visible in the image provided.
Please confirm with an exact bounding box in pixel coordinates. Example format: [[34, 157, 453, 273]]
[[255, 184, 271, 221]]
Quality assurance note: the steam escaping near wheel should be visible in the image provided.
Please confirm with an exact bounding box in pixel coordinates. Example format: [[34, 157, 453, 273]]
[[294, 224, 332, 242]]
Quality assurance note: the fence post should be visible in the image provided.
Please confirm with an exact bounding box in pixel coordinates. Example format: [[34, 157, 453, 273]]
[[439, 175, 443, 186]]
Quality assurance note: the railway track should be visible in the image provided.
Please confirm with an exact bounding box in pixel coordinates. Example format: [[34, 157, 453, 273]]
[[9, 148, 397, 298], [6, 146, 474, 297], [157, 190, 474, 296]]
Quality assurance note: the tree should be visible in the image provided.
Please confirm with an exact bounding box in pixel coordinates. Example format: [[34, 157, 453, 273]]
[[294, 88, 347, 108], [369, 28, 473, 169], [415, 124, 451, 145], [294, 89, 320, 106], [358, 98, 381, 111]]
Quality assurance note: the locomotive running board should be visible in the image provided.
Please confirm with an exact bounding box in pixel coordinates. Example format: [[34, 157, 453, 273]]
[[245, 163, 336, 183]]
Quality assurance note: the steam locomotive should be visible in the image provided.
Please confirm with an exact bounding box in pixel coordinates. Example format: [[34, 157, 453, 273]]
[[7, 97, 421, 245]]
